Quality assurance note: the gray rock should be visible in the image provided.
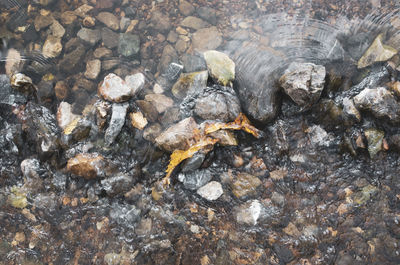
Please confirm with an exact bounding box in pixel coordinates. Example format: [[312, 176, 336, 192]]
[[279, 62, 326, 108], [144, 94, 174, 114], [172, 71, 208, 99], [77, 28, 101, 46], [109, 202, 141, 228], [178, 168, 213, 190], [101, 173, 134, 196], [158, 44, 178, 73], [0, 75, 27, 109], [118, 33, 140, 57], [342, 97, 361, 122], [181, 54, 207, 73], [235, 200, 263, 226], [125, 73, 145, 96], [105, 102, 129, 146], [84, 59, 101, 80], [192, 27, 222, 50], [96, 12, 119, 31], [197, 7, 217, 25], [180, 16, 208, 30], [353, 87, 400, 122], [101, 27, 119, 49], [197, 181, 223, 201], [149, 11, 171, 33], [120, 17, 131, 32], [178, 0, 195, 16], [59, 45, 86, 74]]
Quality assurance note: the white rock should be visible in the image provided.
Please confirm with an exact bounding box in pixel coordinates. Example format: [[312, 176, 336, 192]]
[[56, 102, 79, 130], [197, 181, 223, 201], [236, 200, 262, 226]]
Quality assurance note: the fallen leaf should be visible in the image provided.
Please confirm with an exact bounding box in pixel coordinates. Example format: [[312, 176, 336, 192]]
[[205, 113, 261, 138]]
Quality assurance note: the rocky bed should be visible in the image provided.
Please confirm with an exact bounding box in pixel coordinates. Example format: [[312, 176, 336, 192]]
[[1, 0, 400, 264]]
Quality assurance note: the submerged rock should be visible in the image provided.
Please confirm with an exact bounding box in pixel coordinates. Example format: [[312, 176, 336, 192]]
[[178, 168, 212, 190], [203, 50, 235, 86], [279, 62, 326, 108], [358, 34, 397, 69], [192, 27, 222, 50], [67, 153, 106, 179], [353, 87, 400, 122], [364, 128, 384, 158], [197, 181, 223, 201], [99, 73, 135, 102], [171, 71, 208, 99], [105, 103, 129, 146], [56, 102, 80, 130], [118, 33, 140, 57], [231, 172, 262, 199], [125, 73, 145, 96], [130, 111, 148, 130], [101, 173, 135, 197], [235, 200, 263, 226]]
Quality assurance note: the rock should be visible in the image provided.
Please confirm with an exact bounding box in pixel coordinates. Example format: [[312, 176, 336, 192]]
[[155, 117, 198, 152], [105, 103, 129, 146], [56, 102, 80, 130], [21, 158, 42, 180], [130, 112, 148, 130], [231, 172, 262, 199], [63, 118, 91, 142], [197, 181, 223, 201], [180, 16, 208, 30], [67, 153, 106, 179], [8, 186, 27, 209], [204, 50, 235, 86], [149, 11, 171, 33], [136, 100, 158, 122], [125, 73, 145, 96], [353, 87, 400, 122], [181, 54, 207, 73], [160, 107, 181, 126], [118, 33, 140, 57], [358, 34, 397, 69], [109, 202, 141, 228], [143, 123, 162, 142], [101, 173, 134, 197], [171, 71, 208, 99], [96, 12, 119, 31], [10, 73, 33, 91], [279, 62, 326, 108], [181, 153, 206, 173], [179, 0, 195, 16], [74, 4, 94, 18], [235, 200, 263, 225], [50, 20, 65, 38], [83, 16, 96, 27], [38, 0, 55, 6], [158, 44, 179, 73], [42, 35, 62, 58], [60, 11, 76, 25], [197, 7, 217, 25], [364, 128, 384, 158], [59, 45, 86, 74], [34, 14, 53, 31], [175, 39, 188, 54], [94, 47, 113, 58], [144, 94, 174, 114], [342, 97, 361, 122], [167, 30, 178, 43], [193, 85, 241, 122], [192, 27, 222, 50], [99, 73, 135, 102], [54, 81, 69, 100], [5, 49, 24, 76], [84, 59, 101, 80], [77, 28, 101, 46], [101, 27, 119, 49], [178, 168, 213, 190], [208, 130, 238, 146], [120, 17, 131, 32]]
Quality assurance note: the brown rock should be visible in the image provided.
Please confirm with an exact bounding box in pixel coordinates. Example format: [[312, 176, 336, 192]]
[[54, 81, 69, 100], [34, 14, 54, 31], [180, 16, 208, 30], [178, 0, 195, 16], [83, 16, 96, 27], [136, 100, 158, 122], [60, 11, 77, 25], [96, 12, 119, 31], [67, 153, 106, 179], [144, 94, 174, 114], [42, 35, 62, 58], [130, 112, 148, 130], [84, 59, 101, 80], [231, 172, 262, 198], [143, 123, 162, 142], [192, 27, 222, 50], [93, 47, 113, 58]]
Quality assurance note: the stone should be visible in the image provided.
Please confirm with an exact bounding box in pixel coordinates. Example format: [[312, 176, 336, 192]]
[[208, 130, 238, 146], [67, 153, 106, 179], [59, 45, 86, 74], [364, 128, 384, 158], [56, 102, 80, 130], [155, 117, 198, 152], [160, 107, 180, 126], [42, 35, 62, 58], [136, 100, 158, 122], [171, 71, 208, 99], [125, 73, 145, 96], [96, 12, 119, 31], [197, 181, 223, 201], [181, 54, 207, 73], [167, 30, 178, 43], [120, 17, 131, 32], [144, 94, 174, 114], [193, 85, 241, 122], [101, 27, 119, 49], [130, 112, 148, 130], [101, 173, 134, 197], [77, 28, 101, 46], [5, 49, 24, 76], [342, 97, 361, 122], [74, 4, 94, 18], [60, 11, 76, 25], [143, 123, 162, 142], [197, 7, 217, 25], [353, 87, 400, 122], [99, 73, 135, 103], [50, 20, 65, 38], [158, 44, 178, 73], [54, 81, 69, 100], [149, 11, 171, 33], [358, 34, 397, 69], [180, 16, 208, 30], [83, 17, 96, 27], [94, 47, 113, 58], [178, 0, 195, 16], [34, 14, 53, 31], [175, 39, 188, 54], [63, 118, 91, 142], [279, 62, 326, 108], [203, 50, 235, 86], [178, 168, 213, 190], [118, 33, 140, 57], [84, 59, 101, 80], [231, 172, 262, 199], [105, 103, 129, 146], [235, 200, 262, 225], [192, 27, 222, 50]]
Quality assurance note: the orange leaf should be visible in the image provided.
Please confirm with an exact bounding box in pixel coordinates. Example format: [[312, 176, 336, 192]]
[[205, 113, 261, 138]]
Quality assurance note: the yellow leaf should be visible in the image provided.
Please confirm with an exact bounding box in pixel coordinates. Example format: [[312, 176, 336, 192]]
[[205, 113, 261, 138]]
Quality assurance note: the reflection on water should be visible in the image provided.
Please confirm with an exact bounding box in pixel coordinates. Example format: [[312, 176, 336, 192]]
[[1, 0, 400, 264]]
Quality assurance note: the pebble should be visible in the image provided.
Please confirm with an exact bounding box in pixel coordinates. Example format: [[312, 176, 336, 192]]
[[104, 103, 129, 146], [144, 94, 174, 114], [178, 168, 212, 190], [178, 0, 195, 16], [236, 200, 262, 225], [77, 28, 101, 46], [84, 59, 101, 80], [231, 172, 262, 198], [130, 112, 148, 130], [171, 71, 208, 99], [197, 181, 223, 201], [358, 34, 397, 68], [96, 12, 120, 31], [203, 50, 235, 86], [54, 81, 69, 100], [34, 14, 53, 31], [50, 20, 65, 38], [67, 153, 106, 179], [94, 47, 113, 58], [125, 73, 145, 96], [74, 4, 94, 18], [192, 27, 222, 50], [60, 11, 76, 25], [101, 27, 119, 49], [180, 16, 209, 30], [56, 102, 80, 130], [118, 33, 140, 57], [98, 73, 135, 103]]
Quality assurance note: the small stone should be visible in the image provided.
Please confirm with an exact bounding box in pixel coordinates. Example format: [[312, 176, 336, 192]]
[[83, 16, 96, 28], [118, 33, 140, 57], [175, 39, 188, 54], [60, 11, 77, 25], [54, 81, 69, 100], [94, 47, 113, 58], [144, 94, 174, 114], [171, 71, 208, 99], [34, 14, 53, 31], [136, 100, 158, 122], [155, 117, 198, 152], [130, 112, 148, 130], [101, 173, 134, 197], [181, 54, 207, 73], [99, 73, 134, 102], [120, 17, 131, 32], [77, 28, 101, 46], [167, 31, 178, 43], [105, 103, 129, 146], [203, 50, 235, 86], [50, 20, 65, 38], [180, 16, 208, 30], [97, 12, 119, 31], [179, 0, 195, 16], [125, 73, 145, 96], [236, 200, 262, 225], [84, 59, 101, 80], [143, 123, 162, 142], [57, 102, 80, 130], [8, 186, 27, 209], [149, 11, 171, 33], [208, 130, 238, 146], [365, 128, 385, 158], [125, 20, 139, 33], [74, 4, 94, 18], [197, 181, 223, 201], [67, 153, 106, 179], [197, 7, 217, 25], [192, 27, 222, 50], [231, 172, 262, 198], [342, 97, 361, 122], [358, 34, 397, 69], [42, 35, 62, 58], [279, 62, 326, 108]]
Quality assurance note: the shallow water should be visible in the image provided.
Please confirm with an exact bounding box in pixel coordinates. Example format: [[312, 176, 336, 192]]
[[1, 0, 400, 264]]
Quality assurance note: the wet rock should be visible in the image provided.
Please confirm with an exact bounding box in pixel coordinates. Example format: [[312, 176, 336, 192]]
[[197, 7, 217, 25], [83, 16, 96, 27], [8, 186, 27, 209], [342, 97, 361, 122], [101, 27, 119, 49], [208, 129, 238, 146], [235, 200, 262, 225], [178, 168, 213, 190], [105, 102, 129, 146], [130, 112, 148, 130], [60, 11, 77, 25], [231, 172, 262, 199], [10, 73, 33, 91], [67, 153, 106, 179], [118, 33, 140, 57], [99, 73, 135, 102], [279, 62, 326, 108], [50, 20, 65, 38], [109, 202, 141, 228], [0, 75, 27, 109], [144, 94, 174, 114], [59, 45, 86, 74], [125, 73, 145, 96], [84, 59, 101, 80], [94, 47, 113, 58], [143, 123, 162, 142], [74, 4, 94, 18], [307, 125, 334, 147], [34, 14, 53, 31], [77, 28, 101, 46], [197, 181, 223, 201], [358, 34, 397, 69], [42, 35, 62, 58], [171, 71, 208, 99], [180, 16, 208, 30], [181, 54, 207, 73], [204, 50, 235, 86], [56, 102, 80, 130], [136, 100, 158, 122], [5, 49, 24, 76], [158, 44, 179, 73], [120, 17, 131, 32], [167, 30, 178, 43], [353, 87, 400, 122], [192, 27, 222, 50], [96, 12, 119, 31], [155, 117, 198, 152], [101, 173, 135, 197], [364, 128, 384, 158], [193, 85, 241, 122], [149, 11, 171, 33], [179, 0, 195, 16], [21, 158, 42, 179], [160, 107, 180, 126]]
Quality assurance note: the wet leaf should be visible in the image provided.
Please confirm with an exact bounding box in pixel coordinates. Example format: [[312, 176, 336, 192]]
[[204, 113, 261, 138]]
